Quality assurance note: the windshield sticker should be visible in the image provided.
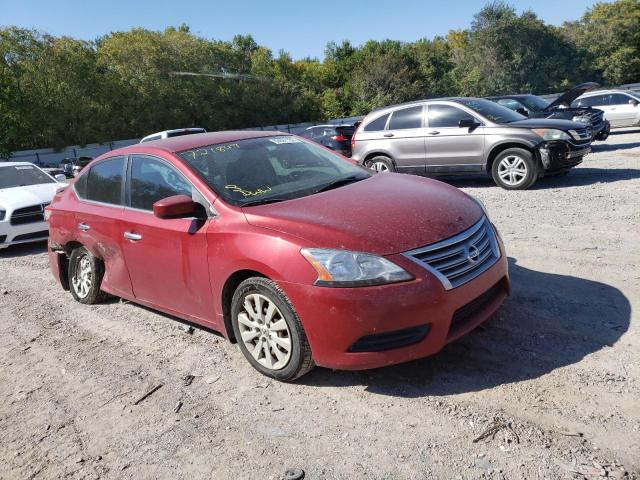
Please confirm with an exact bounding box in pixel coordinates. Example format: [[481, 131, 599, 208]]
[[268, 136, 301, 145], [225, 184, 272, 197]]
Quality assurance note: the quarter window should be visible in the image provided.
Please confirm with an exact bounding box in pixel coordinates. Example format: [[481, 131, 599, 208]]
[[85, 157, 125, 205], [388, 106, 423, 130], [129, 156, 193, 211], [363, 113, 390, 132], [428, 105, 473, 128]]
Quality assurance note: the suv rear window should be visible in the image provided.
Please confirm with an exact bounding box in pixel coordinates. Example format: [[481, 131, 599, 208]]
[[363, 113, 390, 132], [388, 106, 423, 130]]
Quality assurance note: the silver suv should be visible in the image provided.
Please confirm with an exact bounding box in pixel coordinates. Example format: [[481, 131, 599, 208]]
[[351, 98, 592, 189]]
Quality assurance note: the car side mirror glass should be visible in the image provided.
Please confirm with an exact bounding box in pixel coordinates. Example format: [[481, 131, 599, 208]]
[[458, 118, 480, 128], [54, 174, 67, 182], [516, 108, 529, 116], [153, 195, 198, 219], [630, 99, 639, 106]]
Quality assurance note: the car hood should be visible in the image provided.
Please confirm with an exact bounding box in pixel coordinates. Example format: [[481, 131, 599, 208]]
[[547, 82, 600, 109], [242, 173, 483, 256], [0, 183, 59, 208], [508, 118, 588, 130]]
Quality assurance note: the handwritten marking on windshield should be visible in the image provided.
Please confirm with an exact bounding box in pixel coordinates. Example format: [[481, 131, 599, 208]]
[[225, 184, 272, 197]]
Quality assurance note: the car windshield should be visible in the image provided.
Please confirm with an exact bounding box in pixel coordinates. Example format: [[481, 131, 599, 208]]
[[178, 136, 370, 206], [456, 98, 526, 123], [0, 165, 55, 189], [518, 95, 550, 111]]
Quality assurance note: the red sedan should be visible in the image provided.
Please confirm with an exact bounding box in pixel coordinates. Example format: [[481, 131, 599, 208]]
[[47, 131, 509, 381]]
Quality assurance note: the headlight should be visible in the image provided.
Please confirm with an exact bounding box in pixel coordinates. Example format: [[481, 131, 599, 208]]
[[531, 128, 571, 141], [301, 248, 413, 287], [572, 115, 589, 124]]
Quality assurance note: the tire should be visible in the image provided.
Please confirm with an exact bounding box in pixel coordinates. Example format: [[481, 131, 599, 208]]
[[364, 156, 395, 173], [231, 277, 314, 381], [68, 247, 108, 304], [491, 148, 538, 190]]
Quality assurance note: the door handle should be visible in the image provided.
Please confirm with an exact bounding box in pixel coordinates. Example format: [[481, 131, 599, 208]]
[[78, 223, 91, 231], [429, 131, 440, 135], [383, 133, 394, 137], [123, 232, 142, 241]]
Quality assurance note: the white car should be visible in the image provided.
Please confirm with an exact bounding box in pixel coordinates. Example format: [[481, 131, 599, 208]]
[[139, 128, 207, 143], [572, 90, 640, 128], [0, 162, 67, 249]]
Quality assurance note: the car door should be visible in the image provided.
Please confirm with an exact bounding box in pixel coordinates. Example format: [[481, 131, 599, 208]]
[[607, 93, 639, 127], [73, 156, 134, 298], [384, 105, 428, 174], [424, 103, 485, 173], [119, 154, 216, 323]]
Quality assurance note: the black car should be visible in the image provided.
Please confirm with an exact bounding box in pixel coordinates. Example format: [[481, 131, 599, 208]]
[[59, 156, 93, 178], [487, 82, 610, 141], [298, 124, 356, 156]]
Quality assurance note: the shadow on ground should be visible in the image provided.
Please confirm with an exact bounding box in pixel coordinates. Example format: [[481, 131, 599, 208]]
[[0, 241, 48, 258], [591, 142, 640, 152], [442, 167, 640, 189], [299, 257, 630, 397]]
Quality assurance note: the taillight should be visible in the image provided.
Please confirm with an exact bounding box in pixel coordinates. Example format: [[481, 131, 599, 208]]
[[331, 135, 347, 141], [351, 123, 361, 148]]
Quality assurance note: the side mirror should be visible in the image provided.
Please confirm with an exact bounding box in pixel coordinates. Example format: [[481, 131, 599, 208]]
[[516, 107, 529, 116], [153, 195, 199, 219], [458, 118, 480, 129], [54, 174, 67, 182], [629, 99, 639, 106]]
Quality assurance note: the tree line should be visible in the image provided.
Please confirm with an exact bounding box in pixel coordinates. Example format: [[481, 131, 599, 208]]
[[1, 0, 638, 157]]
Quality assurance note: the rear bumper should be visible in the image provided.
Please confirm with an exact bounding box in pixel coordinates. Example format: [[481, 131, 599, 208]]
[[279, 242, 509, 370]]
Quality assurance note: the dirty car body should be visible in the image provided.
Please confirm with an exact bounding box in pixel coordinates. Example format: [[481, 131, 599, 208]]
[[47, 131, 509, 380]]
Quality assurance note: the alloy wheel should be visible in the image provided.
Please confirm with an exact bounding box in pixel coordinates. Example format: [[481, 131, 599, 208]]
[[370, 161, 390, 173], [497, 155, 528, 186], [71, 254, 92, 299], [237, 293, 292, 370]]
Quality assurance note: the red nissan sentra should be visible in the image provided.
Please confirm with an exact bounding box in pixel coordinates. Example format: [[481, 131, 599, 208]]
[[46, 131, 509, 381]]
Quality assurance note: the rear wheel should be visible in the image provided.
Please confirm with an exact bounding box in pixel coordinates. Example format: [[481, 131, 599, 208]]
[[364, 156, 395, 173], [231, 277, 314, 381], [491, 148, 537, 190], [68, 247, 108, 304]]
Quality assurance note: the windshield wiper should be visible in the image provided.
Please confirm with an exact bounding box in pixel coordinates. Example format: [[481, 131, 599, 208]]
[[240, 198, 289, 207], [314, 175, 367, 194]]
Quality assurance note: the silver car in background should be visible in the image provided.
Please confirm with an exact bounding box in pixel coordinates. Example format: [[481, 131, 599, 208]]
[[572, 90, 640, 128], [351, 98, 592, 189]]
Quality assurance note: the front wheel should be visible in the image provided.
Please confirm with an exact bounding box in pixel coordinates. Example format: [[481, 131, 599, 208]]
[[491, 148, 538, 190], [231, 277, 314, 381]]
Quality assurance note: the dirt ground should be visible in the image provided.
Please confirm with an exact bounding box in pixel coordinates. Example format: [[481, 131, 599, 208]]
[[1, 129, 639, 480]]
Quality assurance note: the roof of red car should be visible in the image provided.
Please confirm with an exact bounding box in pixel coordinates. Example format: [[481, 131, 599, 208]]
[[124, 130, 287, 154]]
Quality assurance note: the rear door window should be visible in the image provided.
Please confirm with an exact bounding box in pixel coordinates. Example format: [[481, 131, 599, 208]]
[[84, 157, 125, 205], [129, 155, 193, 211], [388, 106, 424, 130], [363, 113, 390, 132], [609, 93, 633, 105]]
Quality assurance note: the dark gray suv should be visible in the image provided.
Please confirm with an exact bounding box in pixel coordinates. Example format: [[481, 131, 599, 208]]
[[351, 98, 592, 189]]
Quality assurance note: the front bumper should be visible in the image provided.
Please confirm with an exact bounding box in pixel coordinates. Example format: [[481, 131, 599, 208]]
[[279, 239, 509, 370], [0, 219, 49, 249], [538, 141, 590, 173]]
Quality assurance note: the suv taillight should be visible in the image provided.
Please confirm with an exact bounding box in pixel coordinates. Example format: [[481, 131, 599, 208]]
[[331, 135, 347, 141], [351, 123, 361, 148]]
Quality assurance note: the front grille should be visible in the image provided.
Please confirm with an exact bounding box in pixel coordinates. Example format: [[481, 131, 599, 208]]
[[10, 203, 47, 226], [13, 231, 49, 242], [570, 127, 593, 142], [347, 324, 431, 353], [403, 217, 500, 290], [449, 281, 505, 338]]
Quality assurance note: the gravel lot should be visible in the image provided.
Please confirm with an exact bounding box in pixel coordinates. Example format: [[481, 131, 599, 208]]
[[1, 129, 639, 480]]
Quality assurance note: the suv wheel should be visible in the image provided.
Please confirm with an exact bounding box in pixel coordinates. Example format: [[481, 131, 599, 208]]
[[491, 148, 537, 190], [231, 277, 314, 381], [365, 156, 394, 173]]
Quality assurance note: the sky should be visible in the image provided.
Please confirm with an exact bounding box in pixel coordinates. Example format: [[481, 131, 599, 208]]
[[1, 0, 600, 60]]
